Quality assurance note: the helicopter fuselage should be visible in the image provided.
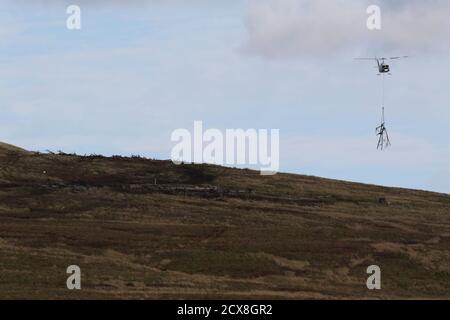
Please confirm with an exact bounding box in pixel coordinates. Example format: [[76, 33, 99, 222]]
[[356, 56, 407, 75], [377, 60, 390, 73]]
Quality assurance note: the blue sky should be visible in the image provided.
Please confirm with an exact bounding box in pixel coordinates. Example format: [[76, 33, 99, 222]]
[[1, 0, 449, 193]]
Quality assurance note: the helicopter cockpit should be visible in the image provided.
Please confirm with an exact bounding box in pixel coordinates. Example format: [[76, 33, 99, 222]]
[[380, 64, 390, 73]]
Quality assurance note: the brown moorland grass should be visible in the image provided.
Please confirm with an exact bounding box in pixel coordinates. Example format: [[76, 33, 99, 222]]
[[0, 142, 449, 299]]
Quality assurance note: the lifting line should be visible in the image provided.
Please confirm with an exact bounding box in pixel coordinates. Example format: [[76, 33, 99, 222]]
[[376, 74, 391, 150]]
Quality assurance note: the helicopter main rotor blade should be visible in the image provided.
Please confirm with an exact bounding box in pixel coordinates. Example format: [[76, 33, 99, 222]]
[[389, 56, 408, 60]]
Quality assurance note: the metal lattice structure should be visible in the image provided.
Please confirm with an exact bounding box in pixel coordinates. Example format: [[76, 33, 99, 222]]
[[376, 107, 391, 150]]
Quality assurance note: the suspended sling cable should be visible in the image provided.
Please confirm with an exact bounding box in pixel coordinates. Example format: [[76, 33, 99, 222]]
[[376, 74, 391, 150]]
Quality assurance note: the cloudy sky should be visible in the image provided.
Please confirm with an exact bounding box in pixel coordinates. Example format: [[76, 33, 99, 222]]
[[1, 0, 449, 193]]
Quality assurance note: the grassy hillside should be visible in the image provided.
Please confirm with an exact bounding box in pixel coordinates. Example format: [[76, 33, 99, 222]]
[[0, 142, 449, 299]]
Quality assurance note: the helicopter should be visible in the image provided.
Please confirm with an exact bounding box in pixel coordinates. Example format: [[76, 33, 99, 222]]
[[355, 56, 408, 75]]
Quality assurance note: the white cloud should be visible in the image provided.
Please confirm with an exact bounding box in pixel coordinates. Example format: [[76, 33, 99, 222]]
[[242, 0, 450, 59]]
